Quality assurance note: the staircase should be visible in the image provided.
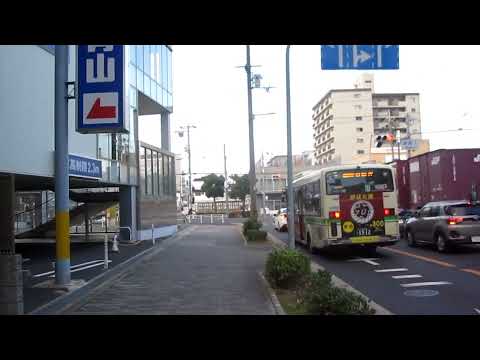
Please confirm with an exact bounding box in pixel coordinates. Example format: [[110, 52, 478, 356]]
[[15, 190, 119, 239]]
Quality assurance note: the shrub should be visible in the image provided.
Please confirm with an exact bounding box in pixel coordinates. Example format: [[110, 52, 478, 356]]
[[265, 249, 311, 289], [242, 217, 262, 235], [246, 229, 267, 242], [302, 270, 375, 315]]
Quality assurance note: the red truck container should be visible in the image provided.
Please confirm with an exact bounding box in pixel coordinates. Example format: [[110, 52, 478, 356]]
[[390, 160, 410, 210], [408, 149, 480, 209]]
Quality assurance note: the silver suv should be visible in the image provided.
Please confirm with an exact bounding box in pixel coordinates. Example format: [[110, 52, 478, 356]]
[[405, 201, 480, 252]]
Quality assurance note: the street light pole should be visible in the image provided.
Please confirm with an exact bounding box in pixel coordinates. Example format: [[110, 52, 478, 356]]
[[285, 45, 295, 250], [224, 144, 229, 213], [245, 45, 257, 219]]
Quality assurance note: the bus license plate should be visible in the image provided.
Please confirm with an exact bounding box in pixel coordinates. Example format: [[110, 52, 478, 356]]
[[355, 228, 372, 236]]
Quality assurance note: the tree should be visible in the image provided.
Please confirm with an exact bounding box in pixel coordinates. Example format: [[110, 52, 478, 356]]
[[198, 173, 225, 213], [229, 174, 250, 213]]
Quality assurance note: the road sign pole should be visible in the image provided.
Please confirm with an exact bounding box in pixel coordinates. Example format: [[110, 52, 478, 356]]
[[285, 45, 295, 250], [54, 45, 71, 285]]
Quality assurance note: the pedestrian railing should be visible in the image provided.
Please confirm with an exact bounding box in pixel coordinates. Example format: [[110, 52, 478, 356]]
[[186, 214, 225, 225]]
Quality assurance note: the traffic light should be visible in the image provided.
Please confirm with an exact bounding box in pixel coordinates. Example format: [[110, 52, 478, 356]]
[[375, 134, 395, 147], [191, 196, 195, 204]]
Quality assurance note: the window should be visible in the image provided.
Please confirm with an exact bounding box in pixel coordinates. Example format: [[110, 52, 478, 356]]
[[354, 105, 362, 110], [430, 206, 440, 217], [140, 147, 146, 194], [356, 116, 362, 121], [163, 154, 169, 195], [326, 168, 394, 195], [153, 151, 158, 196], [354, 93, 361, 98], [158, 154, 163, 196], [356, 127, 363, 132], [129, 45, 136, 65], [357, 150, 365, 155], [411, 108, 416, 112], [136, 45, 144, 71], [98, 134, 110, 159], [162, 46, 168, 91], [356, 138, 364, 143], [328, 154, 332, 160], [146, 149, 152, 195], [419, 207, 431, 217], [144, 45, 151, 77]]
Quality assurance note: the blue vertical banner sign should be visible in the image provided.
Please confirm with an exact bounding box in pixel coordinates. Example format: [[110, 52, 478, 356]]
[[76, 45, 129, 133], [321, 45, 399, 70]]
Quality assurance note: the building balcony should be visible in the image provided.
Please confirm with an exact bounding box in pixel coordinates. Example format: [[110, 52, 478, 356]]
[[373, 102, 406, 108]]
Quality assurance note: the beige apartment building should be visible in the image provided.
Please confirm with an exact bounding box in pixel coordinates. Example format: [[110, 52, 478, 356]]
[[312, 74, 429, 165]]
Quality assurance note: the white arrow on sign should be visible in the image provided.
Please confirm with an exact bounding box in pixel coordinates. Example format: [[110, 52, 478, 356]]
[[353, 45, 372, 67]]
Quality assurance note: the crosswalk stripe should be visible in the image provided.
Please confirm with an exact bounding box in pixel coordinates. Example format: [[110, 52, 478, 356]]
[[375, 268, 408, 273], [401, 281, 452, 288], [392, 274, 423, 279]]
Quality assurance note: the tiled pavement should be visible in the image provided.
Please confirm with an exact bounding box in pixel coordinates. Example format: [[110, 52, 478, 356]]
[[65, 225, 275, 315]]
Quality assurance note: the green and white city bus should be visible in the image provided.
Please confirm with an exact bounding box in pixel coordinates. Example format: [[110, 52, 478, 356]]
[[292, 164, 399, 253]]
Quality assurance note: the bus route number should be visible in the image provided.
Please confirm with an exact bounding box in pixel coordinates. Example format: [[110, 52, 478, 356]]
[[370, 220, 384, 229]]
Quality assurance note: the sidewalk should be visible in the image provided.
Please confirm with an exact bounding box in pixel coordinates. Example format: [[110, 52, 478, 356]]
[[63, 225, 276, 315]]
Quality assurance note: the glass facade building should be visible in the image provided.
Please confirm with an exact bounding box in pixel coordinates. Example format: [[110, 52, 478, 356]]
[[96, 45, 174, 198]]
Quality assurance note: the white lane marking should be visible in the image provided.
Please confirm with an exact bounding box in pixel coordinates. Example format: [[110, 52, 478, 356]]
[[374, 268, 408, 273], [401, 281, 452, 288], [33, 259, 107, 278], [474, 308, 480, 315], [22, 258, 31, 262], [348, 258, 380, 266], [392, 274, 423, 279], [47, 260, 112, 277]]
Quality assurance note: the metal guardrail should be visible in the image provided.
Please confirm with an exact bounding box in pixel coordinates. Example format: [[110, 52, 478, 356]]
[[185, 214, 225, 224]]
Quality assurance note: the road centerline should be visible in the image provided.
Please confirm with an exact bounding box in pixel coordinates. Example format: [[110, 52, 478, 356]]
[[383, 247, 456, 268]]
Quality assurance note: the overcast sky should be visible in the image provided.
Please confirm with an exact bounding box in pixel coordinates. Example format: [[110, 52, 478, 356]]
[[163, 45, 480, 177]]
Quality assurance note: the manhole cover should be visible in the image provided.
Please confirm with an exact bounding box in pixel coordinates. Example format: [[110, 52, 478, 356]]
[[404, 289, 439, 297]]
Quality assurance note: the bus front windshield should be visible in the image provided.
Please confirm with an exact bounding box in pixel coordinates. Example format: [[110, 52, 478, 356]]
[[326, 168, 394, 195]]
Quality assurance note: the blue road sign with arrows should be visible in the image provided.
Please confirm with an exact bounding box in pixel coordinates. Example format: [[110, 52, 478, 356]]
[[321, 45, 399, 70]]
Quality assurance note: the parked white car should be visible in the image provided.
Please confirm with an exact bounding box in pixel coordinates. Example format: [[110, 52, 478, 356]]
[[274, 208, 288, 232]]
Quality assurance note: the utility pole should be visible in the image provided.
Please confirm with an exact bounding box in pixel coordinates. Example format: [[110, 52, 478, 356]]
[[245, 45, 257, 219], [54, 45, 71, 285], [224, 144, 229, 213], [406, 114, 413, 159], [285, 45, 295, 250], [177, 125, 196, 212], [187, 126, 193, 212]]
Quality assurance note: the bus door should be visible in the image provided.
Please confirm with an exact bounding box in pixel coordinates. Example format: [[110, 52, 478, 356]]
[[294, 188, 305, 241]]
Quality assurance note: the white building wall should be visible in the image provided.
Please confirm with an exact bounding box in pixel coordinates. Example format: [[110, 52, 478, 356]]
[[0, 45, 102, 177], [0, 45, 55, 177], [331, 91, 373, 165]]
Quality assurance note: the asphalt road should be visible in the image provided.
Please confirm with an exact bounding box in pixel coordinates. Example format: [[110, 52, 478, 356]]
[[262, 215, 480, 315]]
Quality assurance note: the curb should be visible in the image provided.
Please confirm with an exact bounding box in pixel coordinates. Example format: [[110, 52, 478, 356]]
[[265, 230, 394, 315], [257, 271, 285, 315], [28, 226, 191, 315]]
